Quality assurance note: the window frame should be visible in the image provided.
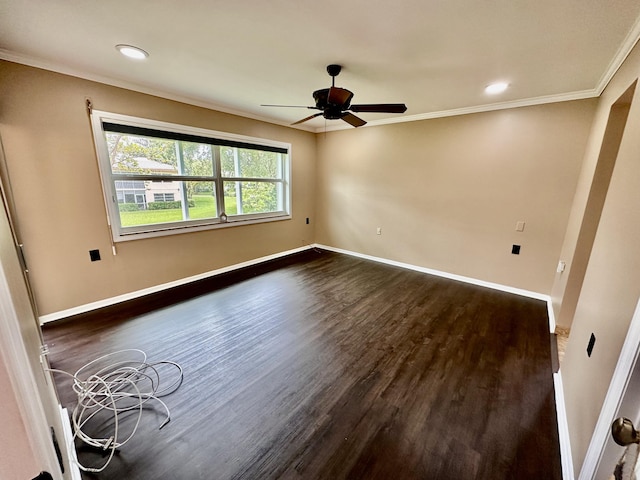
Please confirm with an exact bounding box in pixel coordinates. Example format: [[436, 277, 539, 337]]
[[90, 110, 291, 242]]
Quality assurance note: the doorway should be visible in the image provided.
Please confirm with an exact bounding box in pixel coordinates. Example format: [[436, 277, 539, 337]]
[[574, 82, 640, 479], [0, 132, 72, 478]]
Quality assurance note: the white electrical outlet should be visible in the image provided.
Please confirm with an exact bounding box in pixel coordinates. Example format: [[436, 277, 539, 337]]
[[557, 261, 566, 273], [376, 227, 382, 235]]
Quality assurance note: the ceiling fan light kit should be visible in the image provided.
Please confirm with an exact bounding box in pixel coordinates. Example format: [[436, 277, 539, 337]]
[[265, 64, 407, 127]]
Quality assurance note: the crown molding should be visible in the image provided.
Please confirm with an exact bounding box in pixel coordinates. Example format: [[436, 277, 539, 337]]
[[3, 23, 640, 137], [315, 17, 640, 133], [0, 49, 317, 133], [314, 89, 600, 133], [595, 14, 640, 95]]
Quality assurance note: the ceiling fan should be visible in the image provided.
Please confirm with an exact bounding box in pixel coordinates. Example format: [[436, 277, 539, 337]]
[[262, 64, 407, 127]]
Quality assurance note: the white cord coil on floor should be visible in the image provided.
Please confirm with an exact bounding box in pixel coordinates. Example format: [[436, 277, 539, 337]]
[[49, 349, 183, 473]]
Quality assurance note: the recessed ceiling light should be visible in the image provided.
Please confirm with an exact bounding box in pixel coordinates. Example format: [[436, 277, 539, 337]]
[[115, 44, 149, 60], [485, 82, 509, 95]]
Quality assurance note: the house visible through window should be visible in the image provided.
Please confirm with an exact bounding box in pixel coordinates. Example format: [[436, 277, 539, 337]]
[[114, 180, 147, 209], [90, 111, 291, 242]]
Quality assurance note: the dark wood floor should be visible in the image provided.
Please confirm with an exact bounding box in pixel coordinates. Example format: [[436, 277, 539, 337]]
[[43, 250, 562, 480]]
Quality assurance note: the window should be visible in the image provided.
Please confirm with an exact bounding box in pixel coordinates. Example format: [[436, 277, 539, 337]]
[[90, 111, 291, 242], [153, 193, 175, 202]]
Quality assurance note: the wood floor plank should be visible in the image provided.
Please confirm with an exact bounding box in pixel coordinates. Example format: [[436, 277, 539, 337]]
[[43, 250, 561, 479]]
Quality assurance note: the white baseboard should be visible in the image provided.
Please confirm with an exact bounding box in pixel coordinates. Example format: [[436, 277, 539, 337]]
[[548, 300, 557, 333], [554, 371, 576, 480], [314, 244, 556, 333], [59, 407, 82, 480], [314, 244, 550, 301], [39, 245, 312, 324], [312, 244, 560, 329], [43, 243, 570, 477], [314, 244, 571, 475], [60, 406, 82, 480], [41, 243, 554, 325]]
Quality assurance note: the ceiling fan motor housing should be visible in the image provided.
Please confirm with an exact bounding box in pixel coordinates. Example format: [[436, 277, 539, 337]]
[[313, 88, 354, 111]]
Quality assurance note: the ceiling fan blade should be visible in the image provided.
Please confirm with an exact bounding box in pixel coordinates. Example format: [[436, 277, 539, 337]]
[[349, 103, 407, 114], [341, 112, 367, 128], [327, 87, 353, 107], [291, 112, 324, 126], [261, 104, 318, 109]]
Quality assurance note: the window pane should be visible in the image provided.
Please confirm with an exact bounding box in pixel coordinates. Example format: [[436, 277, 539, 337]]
[[117, 180, 217, 226], [220, 147, 280, 179], [185, 181, 217, 220], [120, 198, 183, 227], [107, 133, 178, 176], [225, 181, 279, 215], [181, 142, 214, 177], [223, 181, 237, 215]]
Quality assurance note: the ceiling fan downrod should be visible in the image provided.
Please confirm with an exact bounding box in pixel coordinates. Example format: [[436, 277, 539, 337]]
[[326, 64, 342, 86]]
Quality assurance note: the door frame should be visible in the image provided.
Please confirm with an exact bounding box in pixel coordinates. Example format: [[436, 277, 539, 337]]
[[0, 238, 65, 478], [579, 296, 640, 479]]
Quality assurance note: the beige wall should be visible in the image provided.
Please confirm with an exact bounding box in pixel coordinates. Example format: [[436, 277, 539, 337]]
[[0, 61, 317, 316], [559, 40, 640, 474], [0, 353, 39, 479], [315, 101, 596, 294]]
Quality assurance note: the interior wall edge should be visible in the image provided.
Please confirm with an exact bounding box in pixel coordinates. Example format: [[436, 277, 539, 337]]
[[552, 83, 636, 331]]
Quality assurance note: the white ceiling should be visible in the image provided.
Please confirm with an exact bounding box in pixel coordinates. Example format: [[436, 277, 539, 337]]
[[2, 0, 640, 132]]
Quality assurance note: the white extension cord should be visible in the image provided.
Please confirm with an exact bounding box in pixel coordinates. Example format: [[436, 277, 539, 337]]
[[48, 349, 183, 473]]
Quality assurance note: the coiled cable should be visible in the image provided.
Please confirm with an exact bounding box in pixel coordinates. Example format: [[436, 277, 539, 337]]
[[48, 349, 183, 473]]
